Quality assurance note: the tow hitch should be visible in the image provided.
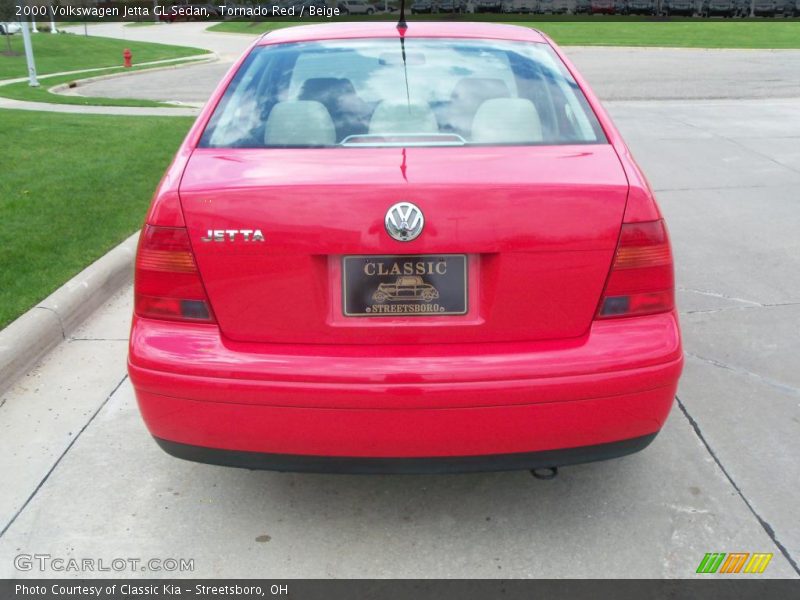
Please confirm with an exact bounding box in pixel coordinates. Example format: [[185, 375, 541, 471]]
[[530, 467, 558, 480]]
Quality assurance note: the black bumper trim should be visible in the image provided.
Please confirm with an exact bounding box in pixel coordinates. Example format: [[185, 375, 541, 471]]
[[153, 433, 658, 474]]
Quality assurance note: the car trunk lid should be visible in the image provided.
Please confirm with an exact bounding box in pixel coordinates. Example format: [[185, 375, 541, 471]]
[[178, 145, 628, 344]]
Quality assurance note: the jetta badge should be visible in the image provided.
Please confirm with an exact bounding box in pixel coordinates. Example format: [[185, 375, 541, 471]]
[[385, 202, 424, 242], [200, 229, 265, 243]]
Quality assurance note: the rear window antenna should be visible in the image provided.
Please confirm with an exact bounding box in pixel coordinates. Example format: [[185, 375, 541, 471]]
[[397, 1, 410, 109], [397, 0, 407, 30]]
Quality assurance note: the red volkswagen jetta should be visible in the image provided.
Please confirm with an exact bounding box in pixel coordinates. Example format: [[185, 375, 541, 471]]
[[128, 22, 682, 474]]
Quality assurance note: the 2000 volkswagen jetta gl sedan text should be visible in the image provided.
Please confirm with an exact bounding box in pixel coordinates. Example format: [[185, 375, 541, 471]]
[[128, 22, 683, 474]]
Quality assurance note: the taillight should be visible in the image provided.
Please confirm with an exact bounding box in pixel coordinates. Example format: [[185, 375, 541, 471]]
[[134, 225, 215, 323], [597, 219, 674, 319]]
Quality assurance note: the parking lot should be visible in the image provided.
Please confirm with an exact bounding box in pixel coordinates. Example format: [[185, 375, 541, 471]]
[[1, 24, 798, 578]]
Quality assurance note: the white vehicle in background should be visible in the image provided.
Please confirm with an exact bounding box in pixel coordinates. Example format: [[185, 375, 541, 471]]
[[438, 0, 466, 11], [410, 0, 436, 11], [503, 0, 539, 11], [476, 0, 503, 10], [0, 22, 22, 35], [338, 0, 377, 13]]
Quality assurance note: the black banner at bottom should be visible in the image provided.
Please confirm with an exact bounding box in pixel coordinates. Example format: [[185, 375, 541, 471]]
[[3, 579, 799, 600]]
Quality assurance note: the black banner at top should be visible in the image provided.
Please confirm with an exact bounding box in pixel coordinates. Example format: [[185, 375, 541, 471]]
[[3, 0, 798, 23]]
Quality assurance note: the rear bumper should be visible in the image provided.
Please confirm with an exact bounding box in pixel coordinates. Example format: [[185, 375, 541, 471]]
[[154, 433, 658, 474], [129, 311, 682, 468]]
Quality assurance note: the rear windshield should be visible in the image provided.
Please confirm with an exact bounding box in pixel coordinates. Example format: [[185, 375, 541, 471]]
[[199, 38, 607, 149]]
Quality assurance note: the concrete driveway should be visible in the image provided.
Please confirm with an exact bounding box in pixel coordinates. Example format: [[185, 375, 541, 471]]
[[1, 25, 798, 578]]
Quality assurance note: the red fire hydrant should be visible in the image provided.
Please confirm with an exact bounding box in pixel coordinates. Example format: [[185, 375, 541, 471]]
[[123, 48, 132, 69]]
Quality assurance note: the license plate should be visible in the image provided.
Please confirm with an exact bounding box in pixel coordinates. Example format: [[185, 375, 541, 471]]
[[342, 255, 468, 317]]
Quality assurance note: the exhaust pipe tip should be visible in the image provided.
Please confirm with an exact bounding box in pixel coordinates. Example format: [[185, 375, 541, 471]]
[[530, 467, 558, 480]]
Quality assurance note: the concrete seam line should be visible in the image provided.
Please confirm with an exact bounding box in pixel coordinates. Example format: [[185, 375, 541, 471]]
[[0, 231, 139, 397], [0, 374, 129, 539], [676, 395, 800, 576]]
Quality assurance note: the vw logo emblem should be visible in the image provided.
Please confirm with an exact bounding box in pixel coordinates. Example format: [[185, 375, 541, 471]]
[[385, 202, 424, 242]]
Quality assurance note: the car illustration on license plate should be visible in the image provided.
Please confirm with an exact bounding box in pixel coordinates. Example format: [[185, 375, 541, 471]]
[[374, 276, 439, 303]]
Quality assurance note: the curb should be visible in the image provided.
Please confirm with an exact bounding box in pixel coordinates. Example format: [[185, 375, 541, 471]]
[[0, 53, 217, 88], [0, 231, 139, 397], [0, 97, 201, 116], [47, 53, 217, 105]]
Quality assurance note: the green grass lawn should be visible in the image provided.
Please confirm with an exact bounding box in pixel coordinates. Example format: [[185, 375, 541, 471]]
[[0, 31, 207, 80], [0, 110, 193, 328], [208, 20, 303, 36], [209, 19, 800, 49], [531, 21, 800, 48]]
